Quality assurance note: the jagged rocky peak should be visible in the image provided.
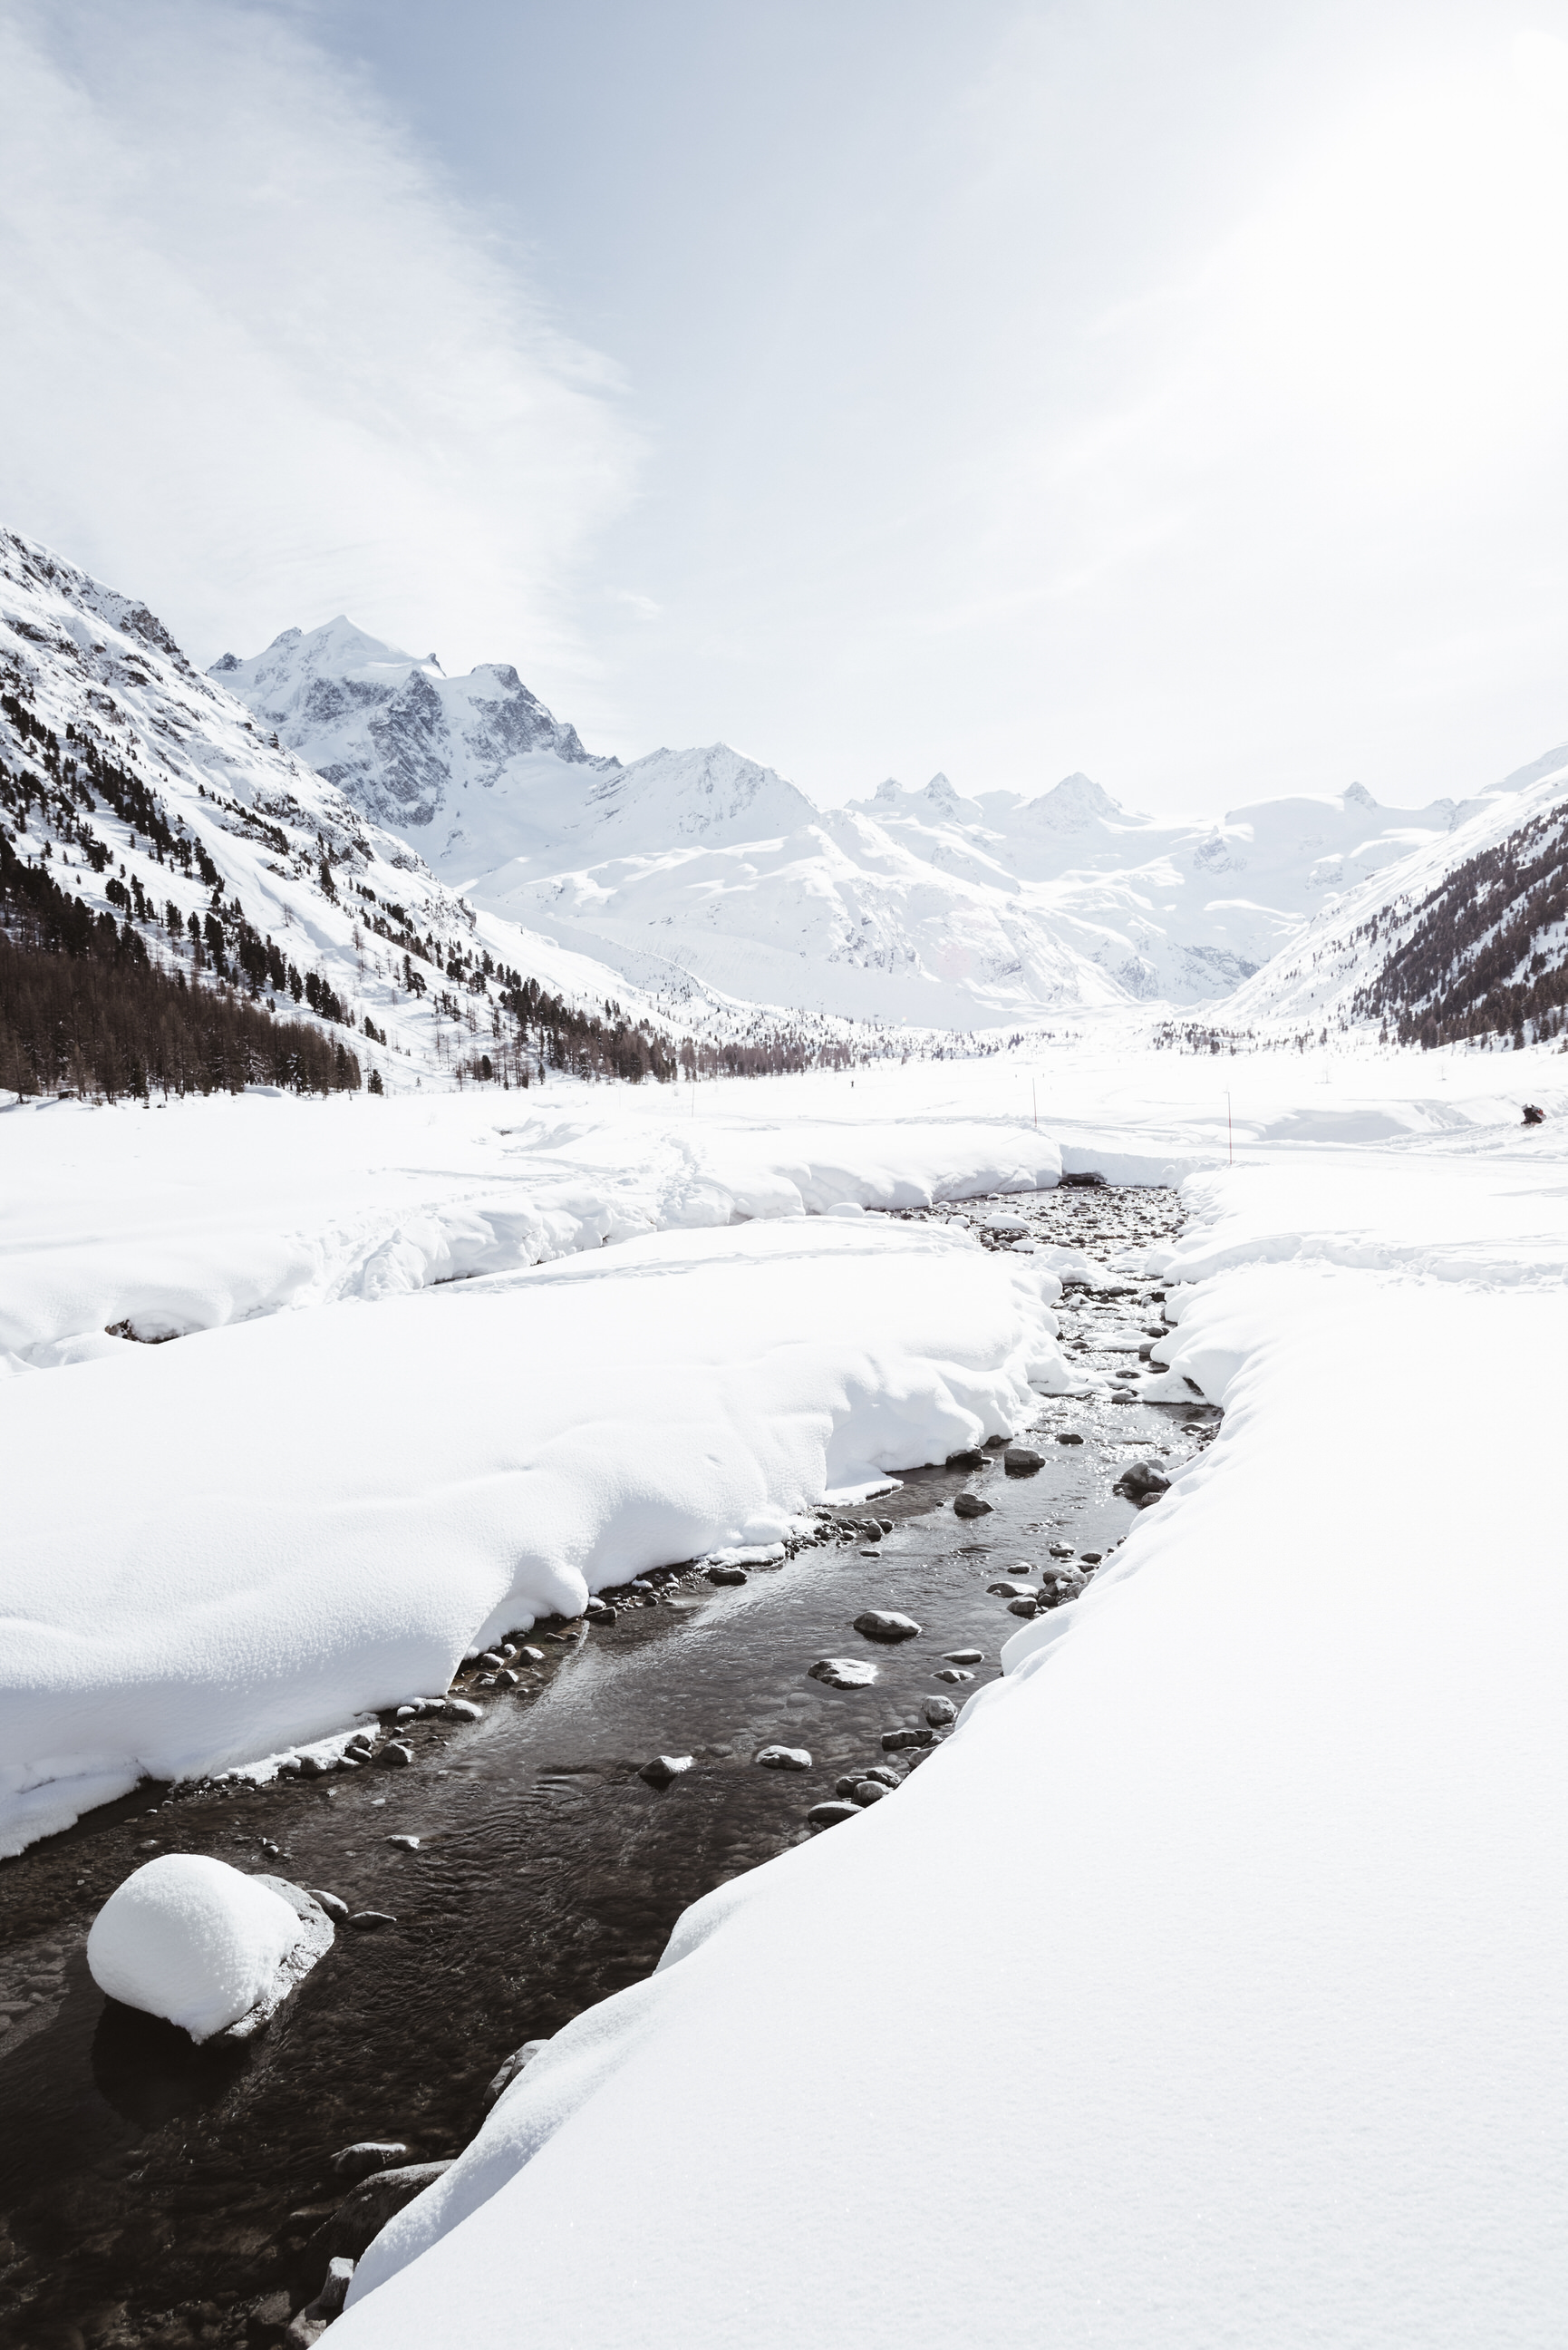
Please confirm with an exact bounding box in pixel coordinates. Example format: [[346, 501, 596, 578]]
[[211, 617, 615, 838], [862, 772, 981, 823]]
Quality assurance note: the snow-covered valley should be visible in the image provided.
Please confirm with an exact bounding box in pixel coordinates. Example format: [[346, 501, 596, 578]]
[[4, 1035, 1567, 2347], [5, 522, 1568, 2350]]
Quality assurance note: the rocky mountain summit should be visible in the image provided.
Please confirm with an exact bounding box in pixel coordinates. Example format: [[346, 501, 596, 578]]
[[211, 618, 617, 872]]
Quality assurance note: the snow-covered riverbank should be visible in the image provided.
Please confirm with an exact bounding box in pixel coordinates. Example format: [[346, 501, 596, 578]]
[[5, 1039, 1567, 2341], [1, 1215, 1065, 1855], [334, 1097, 1568, 2349]]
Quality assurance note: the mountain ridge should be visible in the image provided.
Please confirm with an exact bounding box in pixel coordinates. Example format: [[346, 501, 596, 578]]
[[175, 605, 1555, 1034], [218, 619, 1534, 1023]]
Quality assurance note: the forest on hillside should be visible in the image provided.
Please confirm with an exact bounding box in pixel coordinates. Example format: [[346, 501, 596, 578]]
[[0, 835, 362, 1100]]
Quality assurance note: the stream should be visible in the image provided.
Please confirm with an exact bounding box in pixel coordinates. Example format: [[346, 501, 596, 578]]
[[0, 1183, 1214, 2350]]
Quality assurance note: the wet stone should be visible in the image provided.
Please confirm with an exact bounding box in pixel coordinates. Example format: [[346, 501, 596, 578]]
[[953, 1493, 993, 1519], [1114, 1460, 1171, 1499], [1055, 1432, 1085, 1445], [944, 1448, 988, 1471], [485, 2038, 550, 2105], [305, 2162, 453, 2266], [706, 1565, 749, 1586], [809, 1656, 878, 1689], [331, 2141, 410, 2184], [639, 1754, 694, 1789], [346, 1911, 397, 1932], [853, 1611, 922, 1644], [1003, 1447, 1045, 1475], [807, 1801, 861, 1830], [755, 1744, 813, 1771], [934, 1666, 974, 1684], [924, 1696, 958, 1726], [375, 1742, 413, 1770]]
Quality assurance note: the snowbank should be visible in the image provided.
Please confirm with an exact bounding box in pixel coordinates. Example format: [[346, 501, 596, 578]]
[[337, 1141, 1568, 2347], [1, 1217, 1061, 1854], [0, 1091, 1061, 1368], [85, 1855, 324, 2043]]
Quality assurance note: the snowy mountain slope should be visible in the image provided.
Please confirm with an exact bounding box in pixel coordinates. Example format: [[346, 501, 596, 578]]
[[854, 766, 1518, 1004], [463, 743, 1145, 1026], [213, 615, 1539, 1024], [1224, 749, 1568, 1040], [0, 532, 691, 1093]]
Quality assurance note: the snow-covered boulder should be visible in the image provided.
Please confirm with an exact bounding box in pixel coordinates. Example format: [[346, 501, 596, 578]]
[[86, 1854, 333, 2043]]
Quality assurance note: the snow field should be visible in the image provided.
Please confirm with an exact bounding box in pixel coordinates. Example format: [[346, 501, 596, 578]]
[[338, 1139, 1568, 2347], [0, 1216, 1063, 1855], [0, 1091, 1062, 1367]]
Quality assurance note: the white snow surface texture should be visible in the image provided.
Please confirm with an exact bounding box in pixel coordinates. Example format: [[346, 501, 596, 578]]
[[85, 1855, 303, 2044], [336, 1114, 1568, 2347], [1, 1210, 1062, 1855], [0, 1095, 1061, 1368]]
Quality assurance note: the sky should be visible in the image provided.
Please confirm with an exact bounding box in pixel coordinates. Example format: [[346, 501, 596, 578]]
[[2, 0, 1567, 815]]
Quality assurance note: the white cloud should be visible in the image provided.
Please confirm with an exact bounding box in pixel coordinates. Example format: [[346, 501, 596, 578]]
[[0, 0, 639, 676]]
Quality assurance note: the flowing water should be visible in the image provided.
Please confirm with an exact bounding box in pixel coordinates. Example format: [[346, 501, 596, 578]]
[[0, 1184, 1212, 2350]]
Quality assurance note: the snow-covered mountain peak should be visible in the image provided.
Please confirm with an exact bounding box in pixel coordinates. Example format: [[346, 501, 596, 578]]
[[1023, 771, 1129, 830], [582, 742, 819, 846], [211, 619, 615, 859], [857, 772, 989, 828], [212, 616, 443, 704]]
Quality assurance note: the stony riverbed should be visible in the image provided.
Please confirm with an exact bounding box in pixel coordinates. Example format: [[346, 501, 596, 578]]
[[0, 1182, 1212, 2350]]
